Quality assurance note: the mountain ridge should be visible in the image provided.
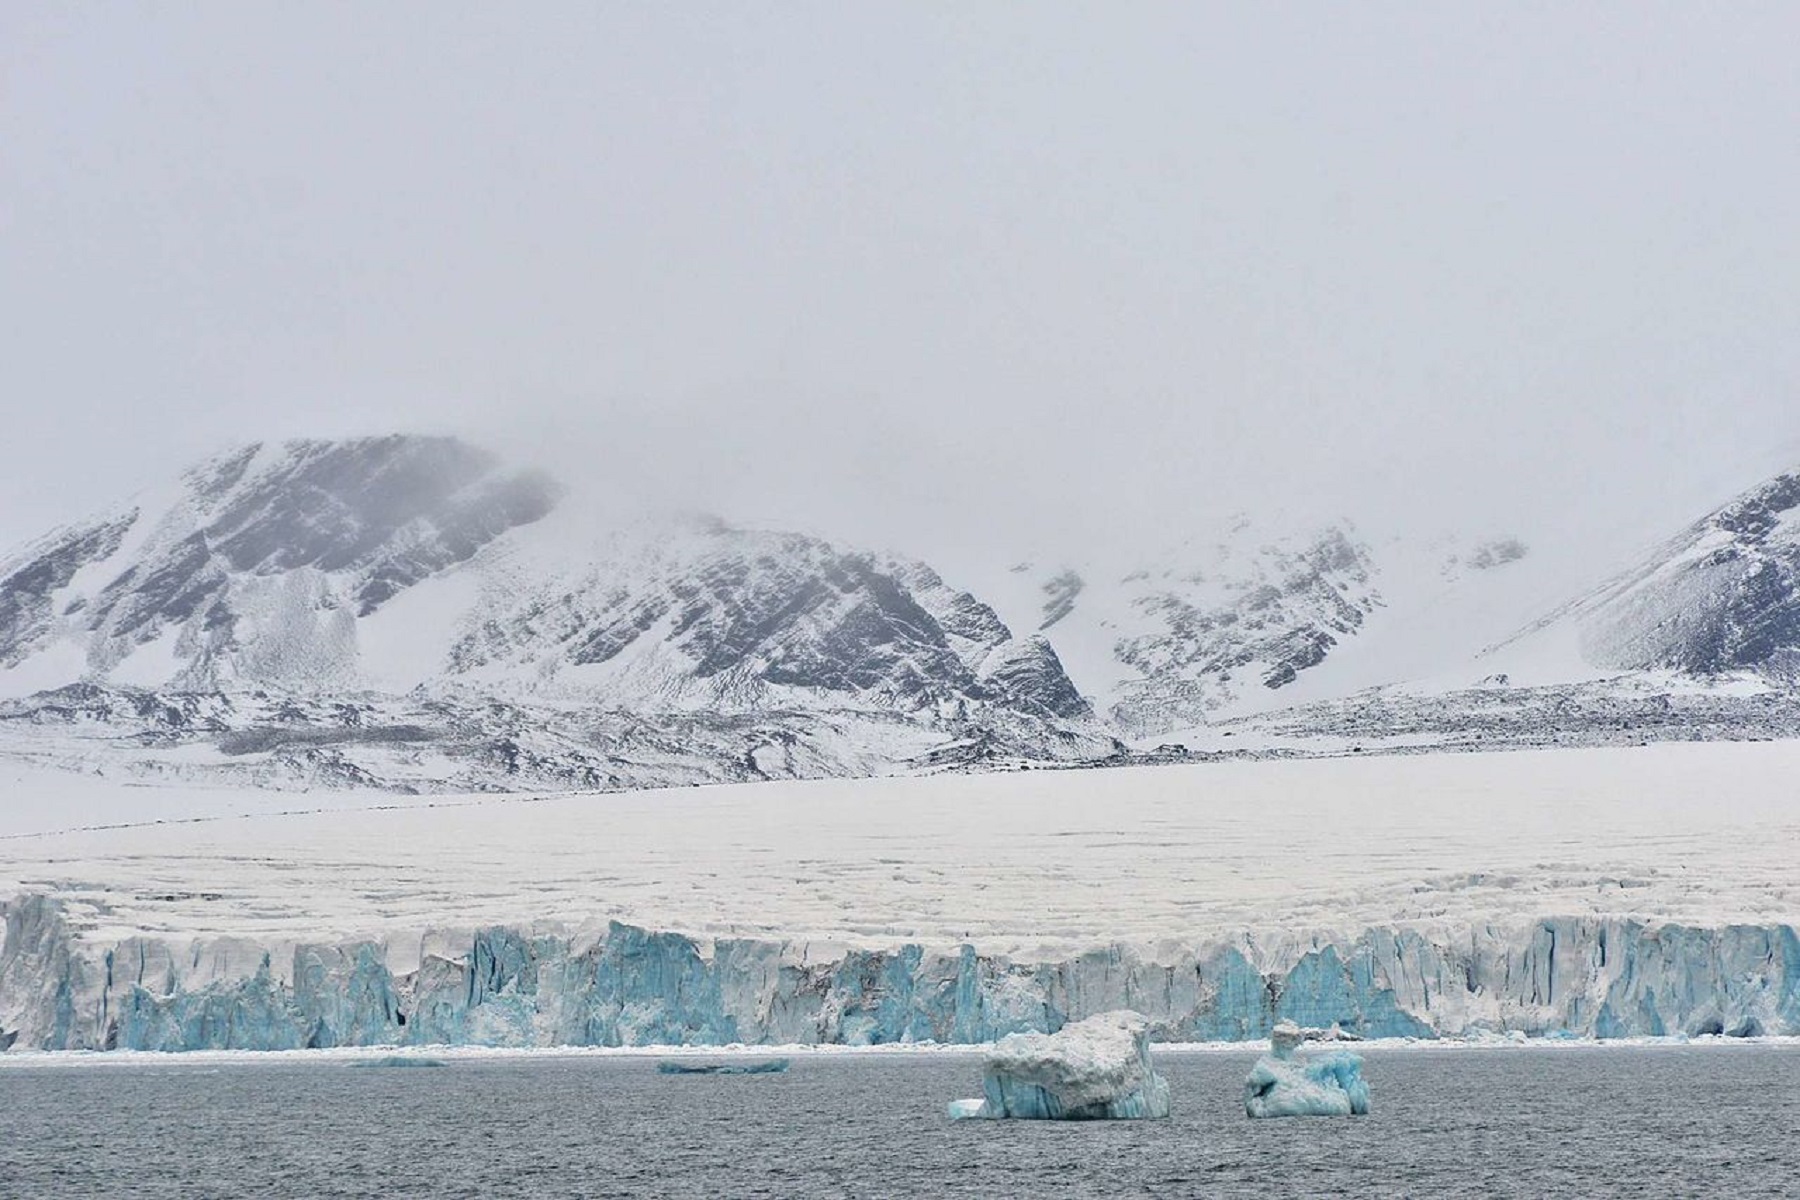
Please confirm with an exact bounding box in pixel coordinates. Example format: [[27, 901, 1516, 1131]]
[[3, 434, 1799, 793]]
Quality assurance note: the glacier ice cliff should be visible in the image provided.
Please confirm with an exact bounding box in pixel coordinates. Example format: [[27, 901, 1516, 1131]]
[[1243, 1021, 1370, 1118], [947, 1009, 1171, 1120], [3, 896, 1799, 1052]]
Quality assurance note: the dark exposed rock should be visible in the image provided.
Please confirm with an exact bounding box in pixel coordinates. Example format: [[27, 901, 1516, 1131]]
[[0, 682, 233, 731], [216, 724, 437, 756], [0, 512, 137, 666], [1465, 538, 1528, 571], [1039, 570, 1085, 630], [1215, 677, 1800, 754], [980, 635, 1091, 720]]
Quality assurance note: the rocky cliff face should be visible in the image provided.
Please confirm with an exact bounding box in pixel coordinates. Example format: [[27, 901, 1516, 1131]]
[[0, 514, 138, 670]]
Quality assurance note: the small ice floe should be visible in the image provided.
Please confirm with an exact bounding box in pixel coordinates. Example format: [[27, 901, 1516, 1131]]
[[348, 1056, 448, 1069], [947, 1010, 1171, 1121], [656, 1058, 791, 1076], [1243, 1021, 1369, 1118]]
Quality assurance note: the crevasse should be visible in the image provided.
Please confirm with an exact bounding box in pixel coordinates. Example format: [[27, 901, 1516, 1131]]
[[2, 895, 1796, 1051]]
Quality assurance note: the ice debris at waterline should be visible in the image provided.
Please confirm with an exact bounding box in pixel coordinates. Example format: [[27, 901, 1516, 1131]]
[[947, 1011, 1171, 1120], [1244, 1021, 1370, 1119], [5, 895, 1800, 1051], [657, 1058, 790, 1075]]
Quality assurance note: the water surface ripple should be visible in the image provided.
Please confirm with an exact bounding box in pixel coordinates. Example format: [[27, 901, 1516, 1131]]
[[2, 1046, 1795, 1198]]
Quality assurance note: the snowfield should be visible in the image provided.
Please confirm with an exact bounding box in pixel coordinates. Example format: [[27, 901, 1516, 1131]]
[[4, 741, 1797, 955]]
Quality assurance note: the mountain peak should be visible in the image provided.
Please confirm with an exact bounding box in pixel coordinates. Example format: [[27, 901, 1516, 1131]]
[[0, 437, 1092, 732], [1488, 466, 1800, 680], [0, 435, 560, 692]]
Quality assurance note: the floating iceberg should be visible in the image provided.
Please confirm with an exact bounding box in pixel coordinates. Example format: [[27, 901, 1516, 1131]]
[[1244, 1021, 1370, 1118], [948, 1010, 1171, 1120], [656, 1058, 790, 1075], [348, 1055, 447, 1069]]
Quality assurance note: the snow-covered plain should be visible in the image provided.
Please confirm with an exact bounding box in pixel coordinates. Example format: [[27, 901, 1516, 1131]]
[[0, 756, 421, 839], [5, 742, 1797, 954]]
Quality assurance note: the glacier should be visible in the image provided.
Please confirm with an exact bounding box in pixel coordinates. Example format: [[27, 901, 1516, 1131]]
[[1243, 1022, 1370, 1118], [4, 895, 1799, 1052], [946, 1010, 1171, 1120]]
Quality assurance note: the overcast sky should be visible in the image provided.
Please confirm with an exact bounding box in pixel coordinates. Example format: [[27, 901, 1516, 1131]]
[[3, 3, 1798, 575]]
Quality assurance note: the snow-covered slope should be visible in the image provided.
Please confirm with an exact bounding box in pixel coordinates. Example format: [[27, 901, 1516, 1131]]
[[975, 522, 1556, 736], [977, 523, 1381, 734], [11, 741, 1794, 948], [1491, 471, 1800, 681]]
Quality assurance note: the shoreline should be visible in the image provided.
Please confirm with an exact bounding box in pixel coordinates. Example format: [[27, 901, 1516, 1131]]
[[4, 1033, 1798, 1069]]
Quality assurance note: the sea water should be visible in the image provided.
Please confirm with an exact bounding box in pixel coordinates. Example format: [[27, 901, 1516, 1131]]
[[2, 1045, 1796, 1197]]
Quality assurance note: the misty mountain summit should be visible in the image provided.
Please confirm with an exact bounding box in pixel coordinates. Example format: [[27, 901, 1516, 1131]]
[[0, 434, 1078, 705], [1, 434, 1798, 792], [0, 437, 559, 688]]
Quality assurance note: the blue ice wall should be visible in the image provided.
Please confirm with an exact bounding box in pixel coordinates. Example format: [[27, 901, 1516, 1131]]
[[3, 896, 1798, 1051]]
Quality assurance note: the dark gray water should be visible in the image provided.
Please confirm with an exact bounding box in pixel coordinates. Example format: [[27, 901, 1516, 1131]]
[[3, 1046, 1797, 1198]]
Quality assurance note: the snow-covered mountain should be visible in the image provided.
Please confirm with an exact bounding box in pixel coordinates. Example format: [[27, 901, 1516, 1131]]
[[970, 523, 1559, 737], [1190, 473, 1800, 756], [1489, 470, 1800, 681], [0, 438, 1081, 716], [981, 524, 1383, 735], [0, 436, 560, 694], [439, 521, 1088, 722], [5, 434, 1800, 792], [0, 437, 1112, 791]]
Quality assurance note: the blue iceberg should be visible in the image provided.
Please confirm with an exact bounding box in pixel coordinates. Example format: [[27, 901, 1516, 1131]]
[[1244, 1021, 1370, 1118], [948, 1010, 1171, 1120]]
